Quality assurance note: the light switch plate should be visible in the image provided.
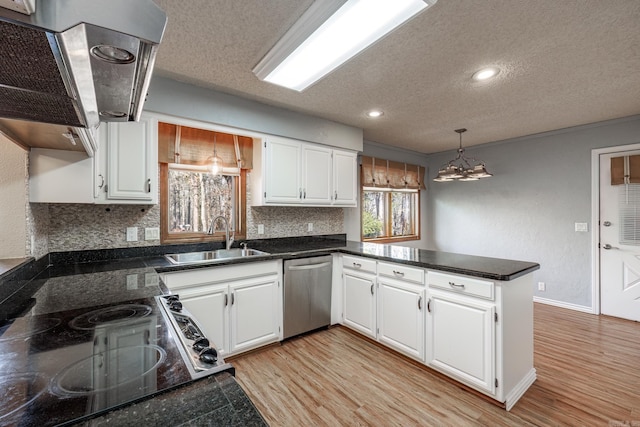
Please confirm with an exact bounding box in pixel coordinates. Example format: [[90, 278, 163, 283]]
[[126, 274, 138, 290], [126, 227, 138, 241], [308, 223, 313, 232], [575, 222, 588, 232], [145, 227, 160, 240], [258, 224, 264, 234]]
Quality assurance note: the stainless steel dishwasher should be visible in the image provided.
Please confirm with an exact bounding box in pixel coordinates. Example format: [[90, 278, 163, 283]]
[[283, 255, 333, 339]]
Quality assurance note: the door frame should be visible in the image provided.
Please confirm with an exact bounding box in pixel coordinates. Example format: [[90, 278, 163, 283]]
[[591, 142, 640, 315]]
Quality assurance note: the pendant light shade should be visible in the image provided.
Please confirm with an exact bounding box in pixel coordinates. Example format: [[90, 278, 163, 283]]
[[208, 133, 223, 175], [433, 129, 492, 182]]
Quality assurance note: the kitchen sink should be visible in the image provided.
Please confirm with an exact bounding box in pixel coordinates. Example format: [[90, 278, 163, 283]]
[[164, 248, 270, 265]]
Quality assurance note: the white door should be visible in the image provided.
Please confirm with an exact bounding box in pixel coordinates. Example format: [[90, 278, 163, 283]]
[[302, 144, 332, 204], [332, 150, 357, 206], [426, 289, 495, 395], [342, 271, 376, 338], [179, 285, 229, 355], [600, 150, 640, 321], [229, 276, 280, 354], [264, 138, 301, 204], [377, 278, 425, 361]]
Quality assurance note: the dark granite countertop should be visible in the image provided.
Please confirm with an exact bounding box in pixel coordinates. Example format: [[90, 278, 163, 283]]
[[154, 238, 539, 281]]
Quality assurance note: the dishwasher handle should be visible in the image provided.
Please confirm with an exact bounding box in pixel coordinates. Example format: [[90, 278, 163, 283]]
[[286, 261, 331, 271]]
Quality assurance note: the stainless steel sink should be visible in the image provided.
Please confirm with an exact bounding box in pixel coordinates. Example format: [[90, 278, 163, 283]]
[[164, 248, 270, 265]]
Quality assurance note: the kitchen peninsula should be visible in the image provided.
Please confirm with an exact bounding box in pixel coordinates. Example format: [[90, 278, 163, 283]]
[[0, 235, 539, 425]]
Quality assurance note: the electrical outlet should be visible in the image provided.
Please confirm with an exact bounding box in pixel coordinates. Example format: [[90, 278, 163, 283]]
[[258, 224, 264, 235], [575, 222, 588, 232], [145, 273, 158, 287], [308, 223, 313, 232], [126, 274, 138, 290], [126, 227, 138, 242], [538, 282, 546, 291], [145, 227, 160, 240]]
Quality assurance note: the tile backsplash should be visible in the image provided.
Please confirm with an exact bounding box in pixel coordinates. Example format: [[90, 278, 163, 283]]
[[31, 203, 344, 253]]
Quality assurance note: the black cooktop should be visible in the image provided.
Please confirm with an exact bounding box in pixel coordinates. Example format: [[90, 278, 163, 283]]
[[0, 260, 239, 427]]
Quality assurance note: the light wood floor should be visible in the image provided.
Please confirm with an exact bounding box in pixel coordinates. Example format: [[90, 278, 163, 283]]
[[232, 303, 640, 426]]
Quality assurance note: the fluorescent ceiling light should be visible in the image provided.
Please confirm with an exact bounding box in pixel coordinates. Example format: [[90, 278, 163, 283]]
[[253, 0, 436, 92]]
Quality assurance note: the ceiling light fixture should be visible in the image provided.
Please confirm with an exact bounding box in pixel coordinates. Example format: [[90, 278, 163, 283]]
[[367, 110, 384, 118], [472, 67, 500, 81], [253, 0, 437, 92], [433, 129, 493, 182]]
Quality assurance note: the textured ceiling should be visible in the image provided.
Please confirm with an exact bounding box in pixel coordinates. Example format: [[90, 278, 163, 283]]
[[152, 0, 640, 154]]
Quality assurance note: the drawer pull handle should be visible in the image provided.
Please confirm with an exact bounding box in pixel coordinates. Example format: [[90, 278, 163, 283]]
[[353, 262, 362, 268], [418, 296, 422, 310], [449, 281, 465, 290], [393, 270, 405, 277]]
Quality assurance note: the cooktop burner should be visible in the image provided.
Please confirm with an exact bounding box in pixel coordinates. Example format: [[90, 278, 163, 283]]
[[69, 303, 153, 330]]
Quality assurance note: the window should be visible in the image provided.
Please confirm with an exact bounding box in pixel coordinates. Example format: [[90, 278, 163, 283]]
[[361, 156, 424, 243], [158, 122, 253, 244]]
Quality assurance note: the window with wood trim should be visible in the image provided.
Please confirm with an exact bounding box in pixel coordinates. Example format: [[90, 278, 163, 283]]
[[361, 156, 424, 243], [158, 121, 253, 244]]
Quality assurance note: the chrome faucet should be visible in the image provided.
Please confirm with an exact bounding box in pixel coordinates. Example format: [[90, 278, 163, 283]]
[[209, 215, 234, 250]]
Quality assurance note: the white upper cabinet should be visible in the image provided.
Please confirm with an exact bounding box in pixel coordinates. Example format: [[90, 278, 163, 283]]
[[96, 115, 158, 204], [29, 114, 158, 205], [263, 137, 302, 204], [252, 137, 357, 207], [302, 144, 332, 204]]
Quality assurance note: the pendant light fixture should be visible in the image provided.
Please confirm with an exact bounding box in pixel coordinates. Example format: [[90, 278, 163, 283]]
[[433, 128, 492, 182], [209, 132, 223, 175]]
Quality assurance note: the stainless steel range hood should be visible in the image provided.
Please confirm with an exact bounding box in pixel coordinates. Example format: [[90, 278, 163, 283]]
[[0, 0, 166, 155]]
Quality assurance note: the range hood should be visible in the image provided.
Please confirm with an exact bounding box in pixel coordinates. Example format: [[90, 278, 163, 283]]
[[0, 0, 167, 155]]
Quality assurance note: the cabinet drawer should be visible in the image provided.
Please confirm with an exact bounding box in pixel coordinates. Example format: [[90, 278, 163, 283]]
[[161, 261, 279, 290], [428, 271, 494, 300], [378, 262, 424, 284], [342, 255, 376, 274]]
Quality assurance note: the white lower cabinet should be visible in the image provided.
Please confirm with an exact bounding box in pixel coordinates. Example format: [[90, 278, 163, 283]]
[[342, 256, 377, 339], [426, 288, 495, 394], [377, 277, 425, 361], [160, 261, 281, 357]]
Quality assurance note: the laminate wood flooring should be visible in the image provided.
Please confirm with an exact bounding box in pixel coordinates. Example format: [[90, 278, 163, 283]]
[[232, 303, 640, 426]]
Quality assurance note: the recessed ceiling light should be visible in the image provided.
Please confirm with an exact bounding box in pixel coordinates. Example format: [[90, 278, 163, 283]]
[[367, 110, 384, 118], [472, 67, 500, 81]]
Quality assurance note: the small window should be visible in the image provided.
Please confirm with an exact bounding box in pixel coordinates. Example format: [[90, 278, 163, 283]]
[[360, 156, 424, 243], [362, 189, 419, 242]]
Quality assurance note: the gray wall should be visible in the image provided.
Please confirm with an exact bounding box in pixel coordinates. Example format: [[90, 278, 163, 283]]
[[423, 115, 640, 309], [146, 76, 363, 151]]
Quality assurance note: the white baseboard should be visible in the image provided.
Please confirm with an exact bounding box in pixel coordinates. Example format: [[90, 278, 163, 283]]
[[533, 296, 595, 314], [505, 368, 537, 411]]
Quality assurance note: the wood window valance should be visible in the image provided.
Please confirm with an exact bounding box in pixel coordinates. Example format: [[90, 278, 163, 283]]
[[361, 156, 425, 190], [158, 122, 253, 170], [611, 155, 640, 185]]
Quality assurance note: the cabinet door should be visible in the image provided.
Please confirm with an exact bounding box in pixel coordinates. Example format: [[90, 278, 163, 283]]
[[105, 116, 158, 203], [332, 150, 357, 206], [264, 138, 301, 204], [377, 278, 425, 361], [426, 289, 496, 395], [302, 144, 332, 204], [179, 285, 229, 356], [343, 271, 376, 338], [229, 275, 280, 354]]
